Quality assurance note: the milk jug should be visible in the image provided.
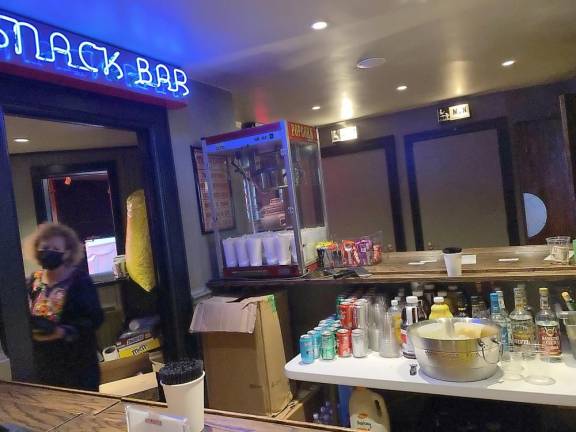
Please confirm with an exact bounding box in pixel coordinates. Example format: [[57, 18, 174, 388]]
[[349, 387, 391, 432]]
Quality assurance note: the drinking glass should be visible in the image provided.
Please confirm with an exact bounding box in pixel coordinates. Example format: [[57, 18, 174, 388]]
[[523, 347, 555, 385], [546, 236, 571, 264]]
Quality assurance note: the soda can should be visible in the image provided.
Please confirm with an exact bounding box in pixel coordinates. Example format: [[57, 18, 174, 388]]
[[352, 329, 368, 358], [300, 335, 315, 364], [353, 301, 368, 329], [307, 330, 321, 359], [321, 331, 336, 360], [339, 302, 353, 329], [336, 295, 346, 318], [337, 329, 352, 357]]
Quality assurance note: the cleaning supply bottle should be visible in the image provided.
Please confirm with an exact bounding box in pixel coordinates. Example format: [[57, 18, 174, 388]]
[[349, 387, 391, 432], [429, 296, 453, 320]]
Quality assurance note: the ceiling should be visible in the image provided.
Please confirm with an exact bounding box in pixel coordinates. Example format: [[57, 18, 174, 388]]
[[6, 116, 137, 154], [1, 1, 576, 126]]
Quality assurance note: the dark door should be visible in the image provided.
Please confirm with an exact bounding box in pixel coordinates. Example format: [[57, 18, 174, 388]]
[[514, 117, 576, 243]]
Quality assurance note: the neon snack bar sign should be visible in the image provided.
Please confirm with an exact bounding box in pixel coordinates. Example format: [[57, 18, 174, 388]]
[[0, 10, 189, 106]]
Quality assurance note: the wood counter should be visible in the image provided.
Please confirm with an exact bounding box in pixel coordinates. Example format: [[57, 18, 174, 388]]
[[0, 381, 350, 432], [209, 245, 576, 289]]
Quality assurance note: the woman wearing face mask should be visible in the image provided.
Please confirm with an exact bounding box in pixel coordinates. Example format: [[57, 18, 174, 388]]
[[25, 223, 103, 391]]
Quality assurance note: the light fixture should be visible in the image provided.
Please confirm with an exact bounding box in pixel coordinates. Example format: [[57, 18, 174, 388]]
[[13, 138, 29, 143], [311, 21, 328, 30], [331, 126, 358, 143], [312, 105, 321, 110], [501, 59, 515, 67], [396, 85, 408, 91], [356, 57, 386, 69]]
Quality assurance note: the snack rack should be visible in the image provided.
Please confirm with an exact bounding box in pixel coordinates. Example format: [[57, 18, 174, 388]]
[[202, 121, 329, 277]]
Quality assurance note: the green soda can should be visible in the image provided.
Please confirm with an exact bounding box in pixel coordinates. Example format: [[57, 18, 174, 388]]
[[336, 294, 346, 317], [321, 331, 336, 360]]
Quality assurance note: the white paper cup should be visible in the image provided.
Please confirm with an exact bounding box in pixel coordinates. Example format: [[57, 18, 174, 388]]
[[102, 345, 119, 361], [222, 237, 237, 268], [234, 236, 249, 267], [443, 250, 462, 277], [276, 233, 292, 265], [246, 236, 263, 267], [162, 372, 205, 432], [262, 235, 278, 265]]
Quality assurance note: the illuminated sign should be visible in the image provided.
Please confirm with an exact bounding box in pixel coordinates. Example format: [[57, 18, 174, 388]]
[[0, 10, 189, 106], [438, 103, 471, 123], [331, 126, 358, 142]]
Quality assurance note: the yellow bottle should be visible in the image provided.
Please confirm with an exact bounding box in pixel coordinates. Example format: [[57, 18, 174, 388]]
[[428, 296, 453, 320]]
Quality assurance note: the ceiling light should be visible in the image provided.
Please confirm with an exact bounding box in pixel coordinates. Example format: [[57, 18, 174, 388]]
[[312, 106, 321, 110], [501, 59, 515, 67], [396, 85, 408, 91], [311, 21, 328, 30], [356, 57, 386, 69], [13, 138, 29, 143]]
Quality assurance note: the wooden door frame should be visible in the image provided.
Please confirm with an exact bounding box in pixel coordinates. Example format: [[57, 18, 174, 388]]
[[0, 73, 191, 380], [321, 135, 406, 251], [404, 117, 519, 250]]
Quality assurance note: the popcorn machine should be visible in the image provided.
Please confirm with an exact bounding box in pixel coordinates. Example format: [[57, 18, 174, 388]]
[[202, 121, 328, 277]]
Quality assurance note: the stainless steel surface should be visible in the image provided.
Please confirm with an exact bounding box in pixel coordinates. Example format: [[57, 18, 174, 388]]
[[408, 318, 501, 382], [558, 312, 576, 359]]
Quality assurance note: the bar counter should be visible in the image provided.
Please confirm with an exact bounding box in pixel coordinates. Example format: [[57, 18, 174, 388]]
[[209, 245, 576, 289], [0, 381, 350, 432]]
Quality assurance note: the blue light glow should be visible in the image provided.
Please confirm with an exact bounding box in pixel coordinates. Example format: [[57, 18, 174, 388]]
[[0, 9, 189, 102]]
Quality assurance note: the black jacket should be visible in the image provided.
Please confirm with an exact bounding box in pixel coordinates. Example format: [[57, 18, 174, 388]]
[[29, 268, 104, 390]]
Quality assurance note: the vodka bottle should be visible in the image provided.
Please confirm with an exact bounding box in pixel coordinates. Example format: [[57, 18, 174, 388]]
[[535, 287, 562, 362], [510, 286, 535, 348], [489, 292, 510, 353], [495, 289, 512, 346]]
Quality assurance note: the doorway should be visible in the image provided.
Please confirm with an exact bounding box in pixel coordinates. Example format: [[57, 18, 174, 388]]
[[321, 136, 405, 251], [404, 118, 519, 250], [0, 74, 190, 383]]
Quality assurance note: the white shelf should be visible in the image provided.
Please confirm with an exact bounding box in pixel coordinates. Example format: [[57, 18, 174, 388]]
[[285, 352, 576, 407]]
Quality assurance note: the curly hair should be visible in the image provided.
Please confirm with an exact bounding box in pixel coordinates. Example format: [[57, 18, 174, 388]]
[[24, 223, 85, 266]]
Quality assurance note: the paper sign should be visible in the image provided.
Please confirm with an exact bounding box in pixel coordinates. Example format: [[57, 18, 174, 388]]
[[126, 405, 190, 432]]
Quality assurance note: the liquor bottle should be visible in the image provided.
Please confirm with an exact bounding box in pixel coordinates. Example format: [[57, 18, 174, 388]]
[[535, 287, 562, 362], [446, 285, 459, 315], [517, 283, 534, 316], [495, 289, 513, 346], [562, 291, 576, 311], [510, 286, 535, 348], [489, 292, 510, 353], [401, 296, 421, 359], [455, 292, 468, 317], [423, 284, 435, 314], [470, 296, 482, 318]]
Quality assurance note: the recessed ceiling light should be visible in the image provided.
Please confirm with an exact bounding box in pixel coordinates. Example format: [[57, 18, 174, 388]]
[[312, 106, 321, 110], [311, 21, 328, 30], [396, 85, 408, 91], [501, 59, 515, 67], [356, 57, 386, 69], [13, 138, 29, 143]]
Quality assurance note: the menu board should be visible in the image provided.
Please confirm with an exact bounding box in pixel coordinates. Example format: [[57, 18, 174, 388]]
[[192, 147, 235, 233]]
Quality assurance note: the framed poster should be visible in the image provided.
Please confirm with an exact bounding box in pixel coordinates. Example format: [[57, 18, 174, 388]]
[[191, 147, 235, 233]]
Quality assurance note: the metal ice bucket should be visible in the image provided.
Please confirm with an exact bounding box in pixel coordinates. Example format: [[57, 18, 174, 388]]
[[408, 318, 501, 382], [558, 311, 576, 359]]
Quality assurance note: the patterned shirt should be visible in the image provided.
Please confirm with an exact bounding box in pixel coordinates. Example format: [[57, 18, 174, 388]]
[[29, 270, 71, 323]]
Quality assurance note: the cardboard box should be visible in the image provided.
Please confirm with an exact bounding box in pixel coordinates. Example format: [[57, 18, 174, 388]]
[[99, 352, 152, 384], [274, 384, 322, 422], [190, 291, 292, 416]]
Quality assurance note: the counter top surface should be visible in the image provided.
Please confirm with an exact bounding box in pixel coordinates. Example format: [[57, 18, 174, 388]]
[[209, 245, 576, 288], [0, 381, 349, 432], [285, 352, 576, 407]]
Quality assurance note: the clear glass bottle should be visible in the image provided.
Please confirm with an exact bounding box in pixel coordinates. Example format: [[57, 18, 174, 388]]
[[510, 286, 535, 348], [389, 299, 402, 345], [489, 292, 510, 354], [535, 287, 562, 362], [455, 292, 468, 317], [495, 289, 512, 346], [470, 295, 482, 318]]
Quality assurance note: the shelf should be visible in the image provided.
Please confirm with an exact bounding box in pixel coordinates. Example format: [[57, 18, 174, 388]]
[[209, 245, 576, 289], [285, 352, 576, 407]]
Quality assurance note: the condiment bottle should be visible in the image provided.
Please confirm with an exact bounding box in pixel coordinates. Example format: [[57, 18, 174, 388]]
[[428, 296, 453, 320]]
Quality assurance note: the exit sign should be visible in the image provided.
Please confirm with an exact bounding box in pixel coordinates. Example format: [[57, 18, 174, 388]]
[[438, 103, 471, 123]]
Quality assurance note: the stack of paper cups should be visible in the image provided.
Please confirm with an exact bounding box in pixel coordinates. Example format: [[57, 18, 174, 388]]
[[234, 236, 250, 267], [276, 232, 292, 265], [246, 235, 263, 267], [222, 237, 237, 268], [262, 234, 278, 265]]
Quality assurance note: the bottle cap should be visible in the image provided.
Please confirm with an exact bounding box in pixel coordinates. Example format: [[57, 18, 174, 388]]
[[448, 285, 458, 291], [438, 290, 448, 296], [391, 299, 399, 306], [433, 296, 444, 304], [407, 296, 418, 304], [413, 290, 423, 297], [539, 287, 549, 295]]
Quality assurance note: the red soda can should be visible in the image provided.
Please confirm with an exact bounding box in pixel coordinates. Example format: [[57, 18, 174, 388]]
[[337, 329, 351, 357], [339, 302, 353, 329]]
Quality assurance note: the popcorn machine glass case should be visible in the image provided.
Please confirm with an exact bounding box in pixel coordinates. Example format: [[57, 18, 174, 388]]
[[202, 121, 328, 277]]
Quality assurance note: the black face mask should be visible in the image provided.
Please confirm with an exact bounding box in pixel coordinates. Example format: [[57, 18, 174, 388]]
[[37, 250, 65, 270]]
